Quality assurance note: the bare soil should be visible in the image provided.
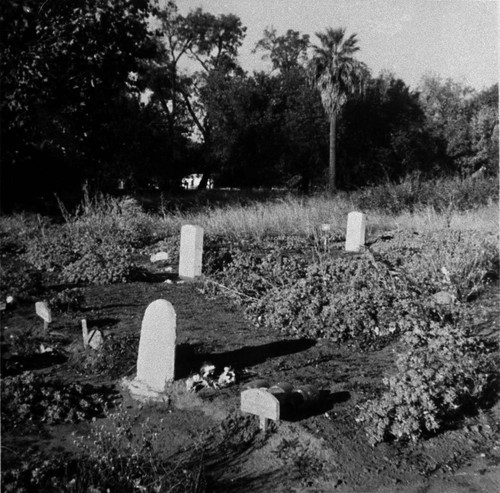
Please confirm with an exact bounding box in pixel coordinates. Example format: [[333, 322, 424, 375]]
[[1, 260, 499, 492]]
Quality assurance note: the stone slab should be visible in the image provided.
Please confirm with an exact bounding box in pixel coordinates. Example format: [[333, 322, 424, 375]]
[[345, 212, 366, 252], [178, 225, 204, 279], [241, 388, 280, 421], [35, 301, 52, 323], [135, 299, 176, 393]]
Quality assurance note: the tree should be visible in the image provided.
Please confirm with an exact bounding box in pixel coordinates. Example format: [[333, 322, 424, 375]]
[[310, 28, 368, 192], [253, 27, 309, 73], [418, 76, 498, 177], [150, 4, 247, 189], [0, 0, 157, 208], [337, 72, 440, 187]]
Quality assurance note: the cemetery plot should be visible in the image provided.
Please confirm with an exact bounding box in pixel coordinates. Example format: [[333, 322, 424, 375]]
[[1, 222, 499, 493]]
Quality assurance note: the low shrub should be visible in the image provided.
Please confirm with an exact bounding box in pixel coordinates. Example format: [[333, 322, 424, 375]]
[[356, 320, 496, 444], [61, 237, 135, 285], [48, 288, 84, 313], [252, 256, 421, 343], [1, 407, 206, 492], [205, 235, 312, 298], [23, 228, 77, 271], [0, 260, 42, 300], [372, 231, 499, 301], [73, 334, 139, 378], [355, 175, 498, 214], [67, 193, 161, 249], [1, 372, 112, 429]]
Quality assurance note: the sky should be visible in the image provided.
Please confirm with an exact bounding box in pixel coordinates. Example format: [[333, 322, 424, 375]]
[[176, 0, 499, 91]]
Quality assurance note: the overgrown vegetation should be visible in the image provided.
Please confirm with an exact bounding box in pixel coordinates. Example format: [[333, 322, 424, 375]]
[[1, 372, 112, 429], [357, 320, 497, 444], [1, 406, 207, 493]]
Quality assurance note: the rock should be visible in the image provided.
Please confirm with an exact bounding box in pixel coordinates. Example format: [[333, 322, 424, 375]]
[[432, 291, 455, 305], [87, 329, 104, 350], [150, 251, 170, 263]]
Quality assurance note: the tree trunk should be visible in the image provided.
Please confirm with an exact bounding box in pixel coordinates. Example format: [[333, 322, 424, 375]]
[[328, 113, 337, 193], [197, 171, 210, 190]]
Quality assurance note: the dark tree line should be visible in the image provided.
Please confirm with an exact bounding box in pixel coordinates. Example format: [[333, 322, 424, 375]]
[[1, 0, 498, 209]]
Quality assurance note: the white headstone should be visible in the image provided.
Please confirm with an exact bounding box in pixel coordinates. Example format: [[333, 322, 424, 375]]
[[345, 212, 366, 252], [178, 225, 204, 279], [150, 251, 170, 263], [82, 319, 89, 348], [36, 301, 52, 332], [35, 301, 52, 323], [135, 299, 176, 393], [88, 329, 104, 350], [241, 388, 280, 431]]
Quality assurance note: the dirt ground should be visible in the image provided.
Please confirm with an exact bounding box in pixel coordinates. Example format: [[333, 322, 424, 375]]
[[1, 259, 499, 492]]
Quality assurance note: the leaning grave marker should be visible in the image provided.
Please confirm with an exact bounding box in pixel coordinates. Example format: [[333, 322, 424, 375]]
[[178, 225, 204, 279], [241, 388, 280, 431], [35, 301, 52, 332], [345, 212, 366, 252], [123, 299, 176, 401]]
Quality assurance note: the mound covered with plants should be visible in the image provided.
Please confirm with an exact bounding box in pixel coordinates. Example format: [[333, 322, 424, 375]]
[[204, 230, 498, 346]]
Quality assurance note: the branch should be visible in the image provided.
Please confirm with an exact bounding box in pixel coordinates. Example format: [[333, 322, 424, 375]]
[[179, 87, 207, 138]]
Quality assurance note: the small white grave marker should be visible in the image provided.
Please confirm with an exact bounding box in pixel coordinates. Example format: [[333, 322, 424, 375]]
[[81, 319, 104, 350], [82, 319, 89, 347], [345, 212, 366, 252], [124, 299, 176, 401], [178, 225, 204, 279], [150, 251, 170, 263], [35, 301, 52, 332], [241, 388, 280, 431]]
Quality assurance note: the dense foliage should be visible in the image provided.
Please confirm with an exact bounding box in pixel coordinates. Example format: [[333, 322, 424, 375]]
[[1, 372, 110, 428], [357, 321, 496, 444], [206, 229, 497, 346], [1, 1, 497, 209], [0, 0, 159, 207]]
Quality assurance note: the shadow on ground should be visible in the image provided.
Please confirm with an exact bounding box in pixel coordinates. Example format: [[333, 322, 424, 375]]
[[176, 339, 316, 378]]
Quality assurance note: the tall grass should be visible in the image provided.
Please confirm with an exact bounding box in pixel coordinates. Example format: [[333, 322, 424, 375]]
[[158, 195, 498, 240], [1, 176, 498, 245]]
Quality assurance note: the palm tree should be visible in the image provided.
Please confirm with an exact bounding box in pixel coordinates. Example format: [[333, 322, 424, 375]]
[[310, 28, 368, 192]]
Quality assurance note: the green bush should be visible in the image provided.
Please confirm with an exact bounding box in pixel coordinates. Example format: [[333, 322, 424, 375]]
[[0, 260, 42, 300], [61, 237, 134, 285], [73, 334, 139, 379], [48, 288, 84, 313], [253, 256, 421, 342], [23, 228, 78, 271], [355, 175, 498, 214], [356, 320, 496, 444], [1, 372, 110, 429], [372, 231, 499, 301], [206, 235, 312, 297]]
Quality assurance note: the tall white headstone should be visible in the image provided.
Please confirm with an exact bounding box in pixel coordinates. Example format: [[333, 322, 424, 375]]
[[124, 299, 176, 401], [345, 212, 366, 252], [178, 225, 204, 279]]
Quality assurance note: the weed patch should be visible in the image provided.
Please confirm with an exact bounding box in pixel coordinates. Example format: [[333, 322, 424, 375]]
[[357, 320, 497, 444], [1, 372, 113, 430]]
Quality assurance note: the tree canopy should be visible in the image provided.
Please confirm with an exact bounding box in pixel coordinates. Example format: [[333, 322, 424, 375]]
[[1, 1, 497, 210]]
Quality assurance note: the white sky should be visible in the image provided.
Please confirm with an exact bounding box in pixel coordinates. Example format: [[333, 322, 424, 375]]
[[176, 0, 499, 90]]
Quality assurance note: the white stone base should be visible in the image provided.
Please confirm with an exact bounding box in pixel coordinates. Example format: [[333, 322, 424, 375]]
[[121, 377, 170, 403]]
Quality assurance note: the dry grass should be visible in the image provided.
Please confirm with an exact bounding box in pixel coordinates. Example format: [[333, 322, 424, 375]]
[[158, 195, 499, 239]]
